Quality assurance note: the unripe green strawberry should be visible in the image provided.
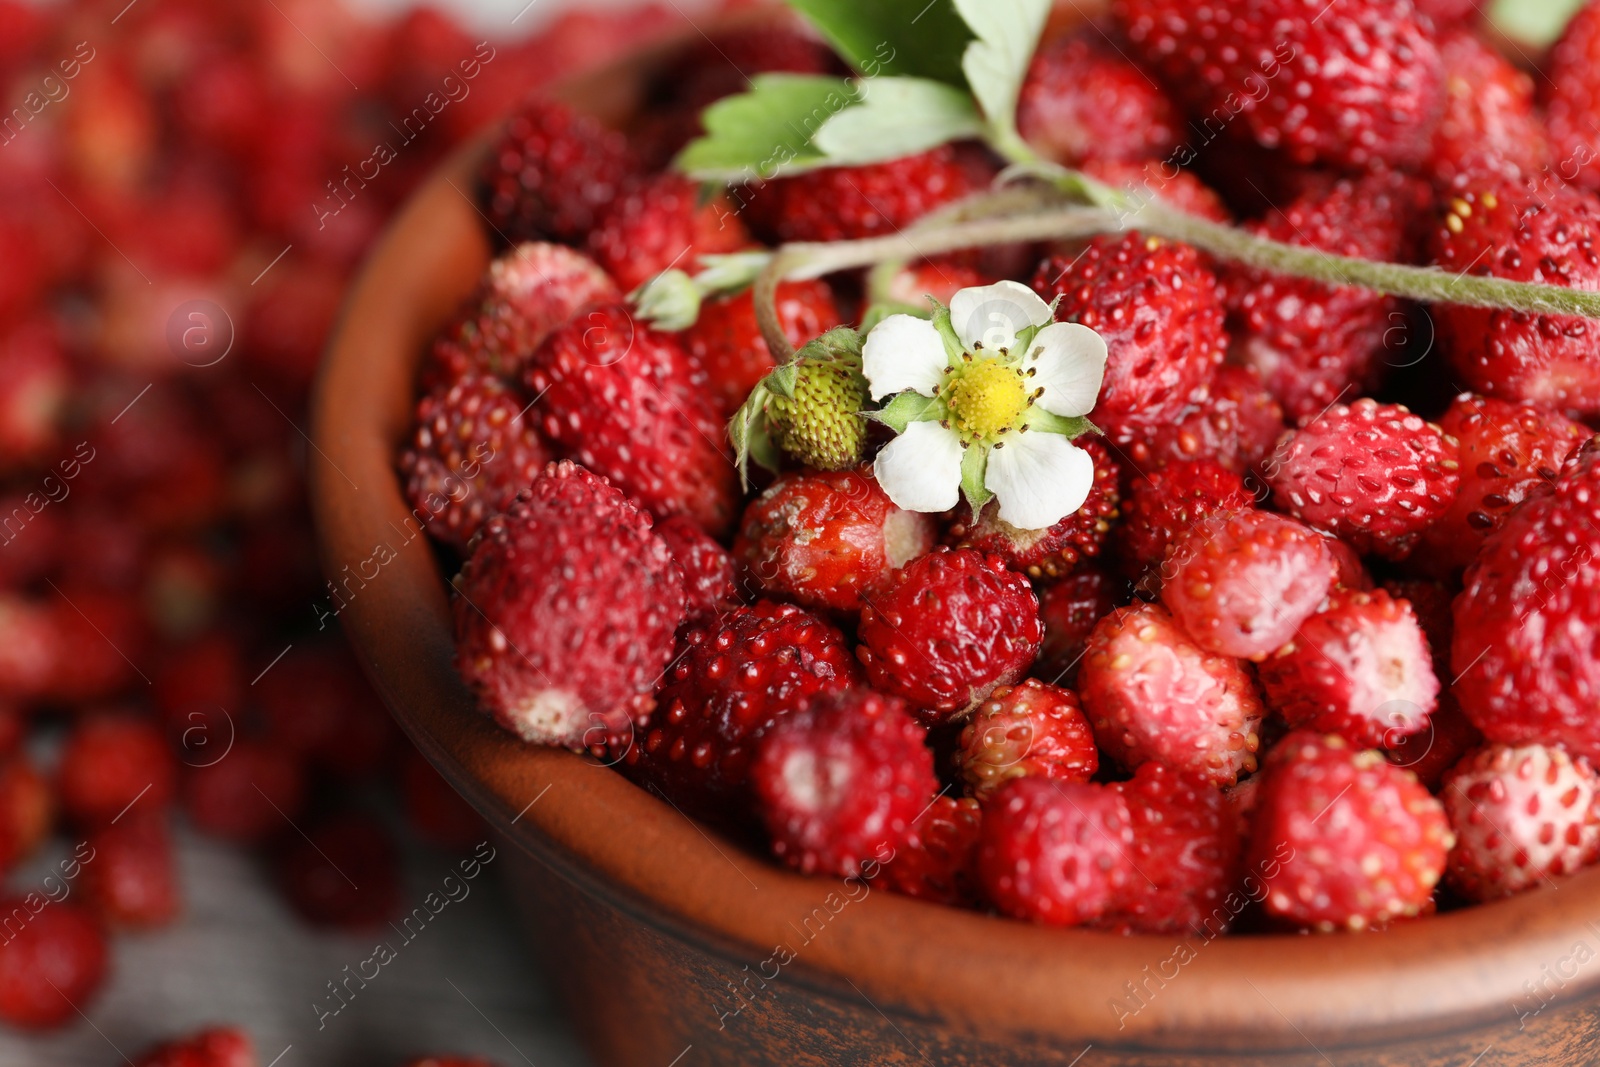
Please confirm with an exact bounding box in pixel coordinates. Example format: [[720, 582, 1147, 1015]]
[[769, 353, 869, 471]]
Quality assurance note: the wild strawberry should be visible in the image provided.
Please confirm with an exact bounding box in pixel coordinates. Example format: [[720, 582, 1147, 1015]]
[[1117, 459, 1252, 591], [1429, 30, 1548, 185], [1079, 601, 1264, 786], [1079, 159, 1231, 223], [857, 549, 1042, 721], [454, 462, 684, 748], [881, 259, 996, 309], [239, 257, 347, 392], [81, 813, 181, 929], [1411, 394, 1588, 575], [1034, 564, 1120, 686], [1099, 762, 1243, 935], [401, 749, 487, 852], [57, 713, 178, 829], [1120, 365, 1286, 475], [1429, 180, 1600, 413], [1441, 743, 1600, 902], [1035, 235, 1226, 443], [655, 515, 738, 624], [1414, 0, 1477, 23], [956, 679, 1098, 801], [1453, 441, 1600, 761], [0, 898, 108, 1029], [683, 279, 838, 422], [0, 318, 69, 473], [1249, 732, 1451, 932], [943, 437, 1120, 580], [751, 688, 936, 877], [278, 812, 401, 929], [976, 778, 1135, 926], [882, 796, 983, 907], [1543, 1, 1600, 195], [630, 601, 861, 820], [588, 174, 749, 292], [1113, 0, 1446, 170], [748, 146, 980, 244], [183, 740, 306, 844], [255, 641, 396, 783], [526, 303, 737, 535], [1221, 175, 1414, 422], [1161, 509, 1337, 660], [0, 758, 50, 874], [481, 97, 636, 243], [1016, 28, 1182, 167], [398, 375, 552, 552], [132, 1027, 254, 1067], [1266, 400, 1461, 559], [421, 243, 619, 391], [1259, 589, 1439, 749], [734, 468, 935, 614]]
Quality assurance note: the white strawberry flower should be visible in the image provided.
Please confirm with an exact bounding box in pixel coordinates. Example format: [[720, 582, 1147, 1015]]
[[862, 281, 1107, 531]]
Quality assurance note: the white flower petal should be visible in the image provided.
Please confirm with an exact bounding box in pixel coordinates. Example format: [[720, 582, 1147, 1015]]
[[861, 314, 949, 401], [985, 433, 1094, 531], [1025, 322, 1108, 417], [949, 281, 1053, 352], [874, 421, 964, 514]]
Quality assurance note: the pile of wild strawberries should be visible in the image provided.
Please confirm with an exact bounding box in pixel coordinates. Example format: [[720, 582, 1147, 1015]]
[[0, 0, 687, 1063], [417, 0, 1600, 940]]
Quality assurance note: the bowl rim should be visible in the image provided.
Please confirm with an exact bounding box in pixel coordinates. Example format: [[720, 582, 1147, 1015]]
[[307, 29, 1600, 1058]]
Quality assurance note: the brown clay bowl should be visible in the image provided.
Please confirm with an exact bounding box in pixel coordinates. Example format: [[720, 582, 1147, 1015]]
[[307, 29, 1600, 1067]]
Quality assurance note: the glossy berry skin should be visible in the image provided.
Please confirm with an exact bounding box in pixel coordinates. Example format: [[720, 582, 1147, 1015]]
[[1543, 1, 1600, 194], [184, 741, 306, 844], [1113, 0, 1445, 171], [1080, 601, 1264, 786], [1161, 509, 1337, 660], [277, 813, 401, 929], [734, 469, 935, 614], [857, 549, 1042, 720], [944, 437, 1120, 580], [1266, 400, 1460, 559], [956, 679, 1098, 802], [399, 375, 552, 552], [631, 601, 862, 820], [655, 515, 738, 624], [1080, 159, 1231, 223], [1453, 443, 1600, 763], [81, 813, 180, 929], [882, 796, 983, 908], [587, 173, 749, 292], [1442, 743, 1600, 902], [1016, 28, 1181, 167], [1099, 762, 1243, 935], [1117, 459, 1252, 591], [453, 462, 684, 749], [0, 898, 107, 1029], [481, 97, 636, 243], [1413, 394, 1588, 575], [1121, 365, 1285, 475], [1250, 733, 1450, 932], [1429, 29, 1548, 186], [1035, 235, 1226, 443], [526, 302, 737, 536], [976, 778, 1134, 927], [685, 279, 839, 421], [1034, 564, 1119, 687], [751, 688, 936, 877], [132, 1027, 254, 1067], [750, 146, 980, 244], [57, 713, 177, 829], [1259, 589, 1439, 749], [1429, 181, 1600, 415]]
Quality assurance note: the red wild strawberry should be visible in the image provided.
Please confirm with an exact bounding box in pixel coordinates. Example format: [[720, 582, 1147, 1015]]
[[1258, 589, 1439, 749], [943, 437, 1121, 580], [1161, 509, 1337, 660], [655, 515, 739, 624], [1249, 732, 1451, 932], [630, 601, 861, 820], [856, 549, 1042, 721], [1117, 459, 1252, 591], [481, 97, 636, 243], [882, 796, 983, 908], [1543, 1, 1600, 195], [1429, 30, 1548, 185], [0, 319, 69, 473], [254, 641, 396, 782], [976, 777, 1135, 926], [751, 688, 936, 877], [1035, 235, 1226, 443], [1034, 564, 1120, 687], [1414, 0, 1477, 23], [1079, 601, 1264, 786], [734, 468, 936, 614], [81, 813, 181, 929], [184, 740, 306, 844], [277, 812, 401, 929], [57, 713, 178, 829], [132, 1027, 255, 1067], [1099, 762, 1243, 935], [1429, 180, 1600, 414], [1441, 743, 1600, 902], [526, 302, 737, 536], [748, 146, 980, 244], [1387, 695, 1483, 792], [0, 898, 108, 1029], [881, 258, 996, 310], [1079, 159, 1231, 223], [0, 758, 51, 875], [956, 679, 1098, 801], [588, 174, 749, 292], [453, 462, 684, 749], [398, 374, 552, 552], [1120, 364, 1286, 475], [1113, 0, 1446, 170], [1322, 533, 1371, 592], [1412, 394, 1588, 575], [1015, 27, 1182, 167], [683, 279, 838, 422], [1266, 400, 1461, 559]]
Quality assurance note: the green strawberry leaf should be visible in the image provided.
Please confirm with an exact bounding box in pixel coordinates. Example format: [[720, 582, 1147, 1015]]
[[871, 390, 942, 434], [676, 74, 861, 181], [812, 77, 985, 166], [960, 442, 992, 512], [952, 0, 1050, 153], [784, 0, 973, 86]]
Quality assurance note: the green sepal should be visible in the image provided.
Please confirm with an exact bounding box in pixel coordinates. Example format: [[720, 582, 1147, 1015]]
[[766, 362, 801, 400], [870, 390, 943, 434], [728, 381, 780, 490], [629, 269, 702, 331], [694, 251, 773, 297], [928, 300, 967, 365], [960, 442, 992, 512], [1022, 410, 1098, 438]]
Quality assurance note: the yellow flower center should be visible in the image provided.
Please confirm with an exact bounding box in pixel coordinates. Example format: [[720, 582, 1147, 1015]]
[[944, 357, 1029, 440]]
